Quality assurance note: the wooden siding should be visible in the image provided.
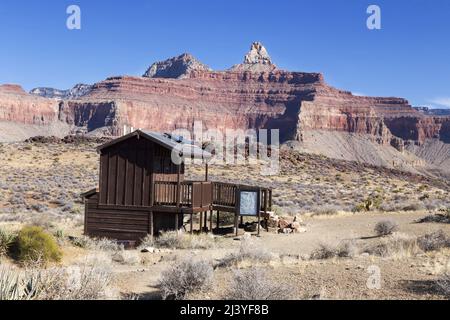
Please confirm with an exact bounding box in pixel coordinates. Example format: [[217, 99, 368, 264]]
[[85, 193, 186, 240], [85, 194, 149, 241], [99, 136, 185, 207]]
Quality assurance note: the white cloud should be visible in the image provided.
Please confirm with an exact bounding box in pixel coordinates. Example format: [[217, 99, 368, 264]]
[[352, 92, 366, 97], [430, 97, 450, 108]]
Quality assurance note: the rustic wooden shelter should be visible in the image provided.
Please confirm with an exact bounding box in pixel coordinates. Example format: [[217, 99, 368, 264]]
[[82, 130, 273, 242]]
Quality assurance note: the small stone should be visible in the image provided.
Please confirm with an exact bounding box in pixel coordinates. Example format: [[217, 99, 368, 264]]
[[279, 228, 292, 234], [360, 253, 370, 258], [141, 247, 155, 253], [293, 227, 307, 234]]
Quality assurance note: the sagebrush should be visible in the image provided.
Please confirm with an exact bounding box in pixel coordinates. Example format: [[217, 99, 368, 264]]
[[159, 258, 213, 300], [225, 267, 293, 300]]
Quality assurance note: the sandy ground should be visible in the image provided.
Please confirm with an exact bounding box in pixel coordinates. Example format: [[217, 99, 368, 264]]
[[110, 210, 450, 300], [0, 142, 449, 300]]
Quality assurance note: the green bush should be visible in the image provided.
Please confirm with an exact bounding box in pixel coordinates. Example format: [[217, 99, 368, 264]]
[[16, 226, 62, 264]]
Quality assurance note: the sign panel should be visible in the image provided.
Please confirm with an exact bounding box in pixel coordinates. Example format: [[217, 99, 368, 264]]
[[237, 189, 260, 216]]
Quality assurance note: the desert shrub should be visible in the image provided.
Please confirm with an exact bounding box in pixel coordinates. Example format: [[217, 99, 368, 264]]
[[311, 205, 342, 216], [225, 267, 293, 300], [154, 231, 216, 250], [220, 237, 273, 267], [159, 258, 213, 300], [0, 228, 16, 257], [416, 213, 450, 224], [16, 226, 62, 264], [336, 240, 358, 258], [31, 262, 113, 300], [70, 235, 92, 249], [374, 220, 399, 237], [309, 240, 357, 260], [354, 195, 383, 212], [89, 238, 123, 252], [417, 230, 449, 252], [137, 234, 154, 250], [365, 233, 419, 258], [310, 243, 337, 260], [402, 201, 425, 212], [71, 236, 123, 252], [436, 272, 450, 298]]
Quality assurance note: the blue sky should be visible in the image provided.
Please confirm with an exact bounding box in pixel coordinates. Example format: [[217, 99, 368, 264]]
[[1, 0, 449, 108]]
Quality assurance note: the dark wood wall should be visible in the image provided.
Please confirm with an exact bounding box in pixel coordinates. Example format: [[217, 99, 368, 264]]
[[85, 193, 150, 241], [98, 136, 184, 207], [85, 193, 183, 241]]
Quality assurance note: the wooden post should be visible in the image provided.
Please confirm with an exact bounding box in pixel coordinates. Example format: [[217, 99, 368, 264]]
[[234, 213, 239, 237], [149, 211, 154, 237], [216, 211, 220, 231], [264, 189, 269, 232], [209, 210, 213, 233], [176, 164, 181, 206], [176, 164, 181, 231], [190, 213, 194, 234], [205, 163, 209, 182], [199, 212, 203, 233], [204, 211, 208, 232], [84, 200, 88, 235], [175, 213, 179, 230], [257, 210, 261, 236]]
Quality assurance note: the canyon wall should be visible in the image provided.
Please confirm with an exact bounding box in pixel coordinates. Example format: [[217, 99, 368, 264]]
[[0, 42, 449, 178]]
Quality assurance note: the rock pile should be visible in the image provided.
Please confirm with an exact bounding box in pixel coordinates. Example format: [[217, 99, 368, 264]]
[[265, 213, 307, 234]]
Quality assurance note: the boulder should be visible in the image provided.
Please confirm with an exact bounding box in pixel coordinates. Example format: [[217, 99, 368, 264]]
[[278, 218, 290, 229]]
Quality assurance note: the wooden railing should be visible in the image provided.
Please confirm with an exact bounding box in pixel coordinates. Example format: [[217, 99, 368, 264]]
[[212, 182, 238, 207], [153, 181, 212, 209], [213, 182, 272, 212], [153, 180, 272, 212]]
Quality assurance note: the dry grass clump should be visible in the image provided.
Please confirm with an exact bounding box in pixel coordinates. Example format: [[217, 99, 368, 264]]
[[365, 233, 420, 258], [153, 231, 217, 250], [71, 236, 123, 252], [159, 258, 213, 300], [417, 230, 449, 252], [225, 267, 293, 300], [219, 237, 273, 267], [0, 257, 113, 300], [374, 220, 399, 237], [310, 240, 358, 260], [365, 231, 450, 258]]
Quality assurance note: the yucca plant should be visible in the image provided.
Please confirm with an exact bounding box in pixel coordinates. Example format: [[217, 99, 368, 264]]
[[0, 267, 40, 300], [0, 267, 21, 300], [0, 228, 16, 257]]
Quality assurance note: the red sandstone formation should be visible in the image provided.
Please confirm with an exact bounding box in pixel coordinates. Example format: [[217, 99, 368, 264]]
[[1, 42, 449, 154], [0, 84, 59, 126]]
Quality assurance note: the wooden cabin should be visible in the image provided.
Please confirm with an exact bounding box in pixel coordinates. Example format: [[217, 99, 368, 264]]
[[82, 130, 273, 243]]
